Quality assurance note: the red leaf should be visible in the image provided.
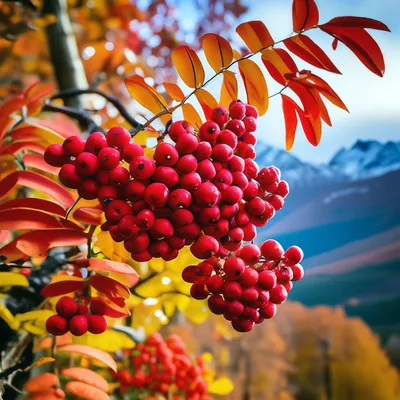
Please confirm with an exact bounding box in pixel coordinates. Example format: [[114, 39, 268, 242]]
[[23, 154, 60, 175], [90, 297, 130, 318], [73, 207, 102, 225], [323, 16, 390, 31], [41, 278, 85, 297], [0, 141, 46, 156], [0, 198, 66, 216], [281, 94, 298, 151], [58, 344, 117, 372], [0, 95, 25, 141], [288, 80, 320, 123], [87, 258, 140, 288], [309, 89, 332, 126], [0, 171, 75, 208], [284, 35, 341, 74], [262, 48, 298, 86], [320, 26, 386, 76], [89, 273, 130, 300], [0, 209, 63, 230], [332, 37, 339, 50], [292, 0, 319, 32]]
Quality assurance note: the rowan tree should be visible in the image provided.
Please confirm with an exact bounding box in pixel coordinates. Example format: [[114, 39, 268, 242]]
[[0, 0, 392, 399]]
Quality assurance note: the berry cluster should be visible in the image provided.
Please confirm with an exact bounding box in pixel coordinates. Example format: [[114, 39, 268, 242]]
[[183, 240, 304, 332], [115, 333, 211, 400], [44, 101, 288, 262], [46, 296, 107, 336]]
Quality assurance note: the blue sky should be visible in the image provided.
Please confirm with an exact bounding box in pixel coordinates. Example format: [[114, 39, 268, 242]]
[[174, 0, 400, 163]]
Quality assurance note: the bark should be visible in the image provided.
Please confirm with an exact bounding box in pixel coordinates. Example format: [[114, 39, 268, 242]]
[[43, 0, 88, 109]]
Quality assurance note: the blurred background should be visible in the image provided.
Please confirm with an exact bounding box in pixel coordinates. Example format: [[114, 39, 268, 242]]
[[1, 0, 399, 399]]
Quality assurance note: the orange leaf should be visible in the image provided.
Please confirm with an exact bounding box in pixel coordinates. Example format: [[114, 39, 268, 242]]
[[236, 21, 274, 53], [65, 381, 110, 400], [124, 75, 170, 124], [202, 33, 233, 73], [90, 297, 130, 318], [292, 0, 319, 32], [181, 104, 203, 129], [34, 333, 73, 351], [10, 123, 65, 145], [23, 154, 60, 175], [309, 88, 331, 126], [320, 25, 386, 76], [89, 273, 130, 300], [284, 34, 341, 74], [26, 389, 65, 400], [0, 94, 24, 141], [24, 372, 59, 393], [220, 71, 238, 108], [0, 171, 75, 208], [0, 230, 11, 243], [87, 258, 140, 288], [40, 278, 85, 297], [10, 229, 87, 259], [172, 45, 205, 88], [195, 89, 219, 120], [262, 48, 298, 85], [0, 141, 46, 156], [0, 198, 66, 216], [73, 206, 102, 225], [323, 16, 390, 31], [58, 344, 117, 372], [238, 59, 269, 116], [61, 368, 108, 393], [0, 209, 63, 230], [163, 82, 185, 102], [281, 94, 298, 151]]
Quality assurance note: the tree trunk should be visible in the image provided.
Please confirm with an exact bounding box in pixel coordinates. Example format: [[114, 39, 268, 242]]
[[43, 0, 88, 109]]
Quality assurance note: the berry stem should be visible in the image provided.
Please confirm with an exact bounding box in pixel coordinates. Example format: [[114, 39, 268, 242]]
[[51, 335, 59, 376], [143, 27, 317, 128]]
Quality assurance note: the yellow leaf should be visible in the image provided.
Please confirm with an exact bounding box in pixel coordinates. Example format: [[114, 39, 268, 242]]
[[15, 310, 54, 322], [238, 59, 269, 116], [181, 104, 203, 130], [0, 302, 20, 330], [131, 129, 159, 146], [134, 274, 164, 298], [202, 33, 233, 73], [163, 82, 185, 102], [208, 377, 234, 395], [23, 321, 46, 335], [25, 357, 55, 372], [148, 258, 166, 273], [202, 352, 214, 363], [72, 330, 135, 353], [95, 231, 131, 262], [195, 89, 218, 120], [184, 298, 209, 324], [220, 71, 238, 108], [125, 75, 170, 125], [236, 20, 274, 53], [172, 45, 205, 88], [0, 272, 29, 287]]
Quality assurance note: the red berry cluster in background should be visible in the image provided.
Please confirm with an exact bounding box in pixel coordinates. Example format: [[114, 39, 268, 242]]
[[115, 333, 212, 400], [46, 296, 107, 336], [183, 241, 304, 332]]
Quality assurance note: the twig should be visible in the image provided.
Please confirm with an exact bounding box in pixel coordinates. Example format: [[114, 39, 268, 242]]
[[65, 196, 81, 220], [143, 27, 317, 127], [50, 88, 144, 134], [86, 225, 97, 258], [51, 336, 59, 376]]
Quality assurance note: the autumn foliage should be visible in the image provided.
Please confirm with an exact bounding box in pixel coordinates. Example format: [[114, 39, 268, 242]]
[[0, 0, 393, 399]]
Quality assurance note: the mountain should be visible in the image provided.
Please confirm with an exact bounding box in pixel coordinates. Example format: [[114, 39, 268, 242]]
[[255, 139, 400, 187]]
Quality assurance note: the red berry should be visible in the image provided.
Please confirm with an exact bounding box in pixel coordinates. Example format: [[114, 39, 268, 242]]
[[212, 143, 233, 162], [223, 281, 243, 300], [275, 180, 289, 198], [124, 232, 150, 253], [74, 152, 99, 177], [87, 315, 108, 334], [136, 209, 155, 230], [197, 206, 221, 226], [243, 180, 259, 201], [225, 119, 245, 137], [175, 133, 198, 155], [199, 121, 220, 142], [224, 300, 244, 319], [194, 141, 212, 161], [269, 284, 288, 304], [242, 132, 257, 145], [96, 170, 109, 185], [245, 104, 258, 118], [232, 318, 254, 332], [109, 166, 130, 186], [241, 306, 260, 321], [256, 167, 279, 187], [244, 158, 259, 180], [220, 203, 239, 219], [229, 102, 246, 120], [190, 235, 219, 259], [105, 200, 132, 222], [44, 144, 68, 167], [246, 197, 265, 216], [130, 156, 156, 179], [206, 275, 224, 293], [276, 267, 293, 283], [228, 155, 245, 172], [85, 132, 107, 155], [237, 244, 261, 265], [232, 171, 248, 190], [175, 154, 198, 174], [77, 304, 89, 315], [243, 116, 257, 132], [258, 270, 277, 290], [46, 315, 68, 336], [269, 194, 284, 210], [168, 188, 192, 209], [260, 302, 277, 319], [182, 265, 198, 283], [241, 287, 259, 304], [284, 246, 304, 265], [166, 235, 185, 250], [90, 299, 107, 315], [242, 222, 257, 241], [221, 185, 243, 204], [122, 142, 144, 162], [224, 257, 245, 280], [150, 218, 174, 238], [118, 215, 139, 237], [78, 179, 99, 200], [154, 142, 179, 166], [56, 296, 78, 319], [59, 164, 83, 189], [168, 120, 194, 142], [260, 239, 284, 260], [179, 172, 202, 191], [208, 294, 226, 315], [291, 264, 304, 281], [170, 209, 194, 227], [211, 106, 229, 127], [239, 267, 259, 287], [195, 262, 213, 283], [216, 129, 238, 149], [144, 182, 169, 208], [106, 126, 131, 149], [69, 315, 88, 336], [98, 147, 120, 170], [175, 222, 201, 240], [131, 250, 152, 262], [62, 136, 85, 157], [190, 283, 209, 300], [124, 180, 146, 201], [197, 159, 216, 181], [153, 166, 179, 187], [194, 182, 220, 207]]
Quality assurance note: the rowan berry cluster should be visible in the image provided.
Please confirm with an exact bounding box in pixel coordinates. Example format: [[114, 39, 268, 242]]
[[115, 333, 212, 400], [46, 296, 107, 336], [183, 240, 304, 332]]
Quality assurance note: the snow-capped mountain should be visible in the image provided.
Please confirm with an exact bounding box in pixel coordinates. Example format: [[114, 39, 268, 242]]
[[255, 140, 400, 187]]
